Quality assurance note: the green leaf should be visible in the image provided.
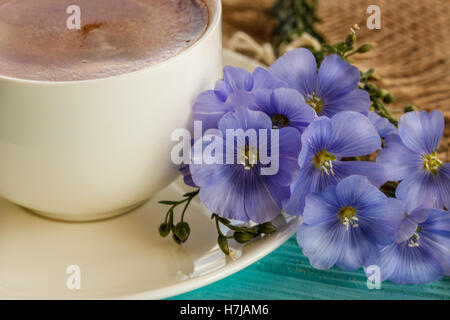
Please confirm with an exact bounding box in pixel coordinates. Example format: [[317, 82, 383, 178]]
[[158, 200, 177, 205], [182, 190, 199, 198]]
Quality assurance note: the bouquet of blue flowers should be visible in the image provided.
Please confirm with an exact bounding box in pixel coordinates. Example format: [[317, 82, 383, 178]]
[[159, 15, 450, 285]]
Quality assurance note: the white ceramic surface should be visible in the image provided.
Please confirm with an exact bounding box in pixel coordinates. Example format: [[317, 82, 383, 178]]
[[0, 176, 302, 300], [0, 50, 302, 300], [0, 0, 222, 221]]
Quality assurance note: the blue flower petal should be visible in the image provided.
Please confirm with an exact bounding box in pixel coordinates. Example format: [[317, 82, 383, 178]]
[[425, 208, 450, 232], [334, 176, 403, 245], [396, 203, 432, 243], [245, 173, 283, 223], [214, 79, 233, 100], [180, 164, 197, 188], [265, 177, 292, 209], [377, 134, 423, 181], [328, 111, 381, 157], [316, 54, 361, 100], [268, 127, 301, 186], [193, 90, 233, 132], [189, 134, 244, 219], [224, 90, 259, 110], [437, 163, 450, 210], [359, 197, 404, 246], [298, 117, 332, 168], [368, 111, 398, 138], [336, 227, 380, 270], [222, 66, 254, 92], [189, 135, 229, 187], [398, 110, 444, 155], [284, 163, 338, 215], [252, 67, 288, 90], [252, 88, 316, 133], [269, 48, 317, 96], [379, 240, 443, 284], [218, 106, 272, 133], [332, 161, 387, 187], [334, 175, 386, 206], [284, 164, 315, 216], [297, 220, 345, 270], [408, 203, 433, 223], [270, 88, 317, 132], [302, 185, 340, 225], [395, 169, 449, 211], [396, 216, 419, 244], [198, 167, 248, 221], [422, 209, 450, 275], [322, 89, 370, 118]]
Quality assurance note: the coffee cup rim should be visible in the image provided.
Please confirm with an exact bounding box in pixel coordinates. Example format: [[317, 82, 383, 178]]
[[0, 0, 222, 85]]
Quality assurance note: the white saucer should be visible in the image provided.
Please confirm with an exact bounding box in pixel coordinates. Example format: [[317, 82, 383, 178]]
[[0, 50, 301, 299]]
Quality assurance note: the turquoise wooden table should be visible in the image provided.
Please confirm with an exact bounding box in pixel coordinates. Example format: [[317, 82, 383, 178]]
[[171, 236, 450, 300]]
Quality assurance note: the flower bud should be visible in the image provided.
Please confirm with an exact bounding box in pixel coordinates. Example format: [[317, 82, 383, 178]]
[[356, 43, 376, 53], [365, 83, 378, 93], [382, 93, 395, 104], [233, 232, 255, 244], [258, 222, 277, 234], [172, 234, 182, 245], [345, 34, 356, 47], [159, 223, 171, 237], [404, 105, 417, 113], [218, 235, 230, 255], [174, 222, 190, 243]]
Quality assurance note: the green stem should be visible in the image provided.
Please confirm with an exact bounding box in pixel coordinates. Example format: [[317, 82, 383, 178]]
[[214, 215, 225, 237], [164, 209, 171, 224], [345, 50, 358, 58], [373, 98, 398, 126], [180, 197, 193, 223]]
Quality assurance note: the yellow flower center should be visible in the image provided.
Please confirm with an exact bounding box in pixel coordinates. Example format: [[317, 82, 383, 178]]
[[313, 150, 336, 175], [240, 145, 258, 170], [306, 93, 324, 114], [408, 226, 422, 248], [338, 206, 359, 230], [423, 152, 442, 174]]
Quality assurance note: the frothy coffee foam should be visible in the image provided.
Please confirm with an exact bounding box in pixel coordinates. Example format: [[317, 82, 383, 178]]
[[0, 0, 209, 81]]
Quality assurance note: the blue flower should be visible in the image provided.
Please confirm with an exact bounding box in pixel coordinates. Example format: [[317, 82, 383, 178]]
[[377, 110, 450, 210], [250, 87, 317, 132], [269, 48, 370, 117], [193, 66, 286, 132], [180, 163, 196, 188], [189, 107, 301, 223], [284, 111, 387, 215], [367, 111, 397, 139], [376, 201, 450, 284], [297, 175, 404, 270]]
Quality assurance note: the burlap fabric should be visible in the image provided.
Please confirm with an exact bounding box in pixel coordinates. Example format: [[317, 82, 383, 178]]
[[222, 0, 450, 160]]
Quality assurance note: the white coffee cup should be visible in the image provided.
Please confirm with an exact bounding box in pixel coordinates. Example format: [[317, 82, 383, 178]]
[[0, 0, 222, 221]]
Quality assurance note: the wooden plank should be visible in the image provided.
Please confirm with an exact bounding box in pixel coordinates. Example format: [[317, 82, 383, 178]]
[[171, 237, 450, 300]]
